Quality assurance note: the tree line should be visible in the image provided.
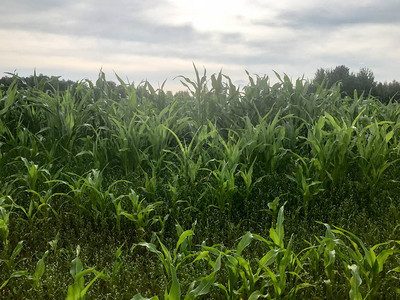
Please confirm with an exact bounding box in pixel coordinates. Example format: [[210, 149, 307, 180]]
[[313, 65, 400, 103], [1, 66, 399, 103]]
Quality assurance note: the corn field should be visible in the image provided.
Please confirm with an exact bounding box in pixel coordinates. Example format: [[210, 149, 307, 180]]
[[0, 68, 399, 299]]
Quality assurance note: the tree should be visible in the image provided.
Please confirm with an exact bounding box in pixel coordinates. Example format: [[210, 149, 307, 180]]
[[356, 67, 375, 95]]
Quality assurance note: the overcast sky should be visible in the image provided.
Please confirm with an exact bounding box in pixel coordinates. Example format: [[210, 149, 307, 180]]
[[1, 0, 399, 91]]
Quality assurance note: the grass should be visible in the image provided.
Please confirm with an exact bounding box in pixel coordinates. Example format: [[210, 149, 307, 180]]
[[0, 67, 399, 299]]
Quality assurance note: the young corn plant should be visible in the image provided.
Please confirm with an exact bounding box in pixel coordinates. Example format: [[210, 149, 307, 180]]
[[104, 243, 125, 288], [143, 102, 190, 163], [14, 189, 61, 226], [142, 165, 158, 202], [111, 114, 148, 174], [19, 157, 51, 192], [300, 222, 400, 299], [164, 124, 212, 185], [198, 206, 310, 299], [66, 246, 104, 300], [330, 224, 400, 299], [164, 123, 213, 207], [28, 86, 93, 155], [256, 110, 291, 174], [304, 109, 368, 189], [209, 160, 238, 217], [46, 171, 88, 217], [355, 120, 399, 198], [176, 63, 208, 125], [238, 160, 265, 219], [76, 124, 111, 170], [82, 169, 130, 226], [0, 197, 11, 251], [0, 240, 48, 292], [322, 111, 364, 186], [131, 229, 207, 299], [120, 189, 162, 235], [287, 156, 324, 215]]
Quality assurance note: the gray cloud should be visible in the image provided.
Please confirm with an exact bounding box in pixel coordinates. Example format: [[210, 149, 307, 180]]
[[1, 0, 205, 44], [1, 0, 399, 88], [272, 1, 400, 29]]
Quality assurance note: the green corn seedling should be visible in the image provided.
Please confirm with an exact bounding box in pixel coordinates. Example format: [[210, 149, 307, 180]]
[[66, 246, 104, 300]]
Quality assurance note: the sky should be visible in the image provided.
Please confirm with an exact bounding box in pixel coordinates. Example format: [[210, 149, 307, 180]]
[[1, 0, 399, 91]]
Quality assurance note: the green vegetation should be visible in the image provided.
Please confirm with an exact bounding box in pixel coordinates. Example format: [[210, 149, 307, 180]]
[[0, 67, 399, 299], [312, 65, 400, 103]]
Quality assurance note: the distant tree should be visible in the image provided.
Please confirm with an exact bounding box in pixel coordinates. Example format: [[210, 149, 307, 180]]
[[329, 65, 351, 85], [372, 80, 400, 103], [312, 65, 356, 96], [313, 65, 400, 103], [356, 67, 375, 95], [313, 68, 326, 85], [313, 65, 377, 97], [0, 73, 76, 93], [0, 76, 14, 88]]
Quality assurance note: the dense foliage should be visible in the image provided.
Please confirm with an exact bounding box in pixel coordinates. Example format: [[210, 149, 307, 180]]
[[313, 65, 400, 103], [0, 68, 399, 299], [2, 65, 400, 103]]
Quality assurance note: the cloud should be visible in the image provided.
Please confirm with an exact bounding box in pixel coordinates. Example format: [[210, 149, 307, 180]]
[[0, 0, 206, 44], [1, 0, 399, 90], [272, 1, 400, 28]]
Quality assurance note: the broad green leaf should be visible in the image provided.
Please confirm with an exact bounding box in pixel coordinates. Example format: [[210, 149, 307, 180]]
[[192, 251, 209, 264], [168, 264, 181, 300], [188, 271, 216, 297], [33, 251, 48, 288], [0, 271, 30, 290], [66, 283, 81, 300], [348, 264, 363, 300], [385, 131, 394, 143], [11, 241, 24, 262], [249, 290, 265, 300], [175, 230, 194, 255], [80, 271, 104, 298], [70, 257, 83, 279], [259, 249, 282, 269], [376, 249, 395, 273], [236, 232, 253, 256]]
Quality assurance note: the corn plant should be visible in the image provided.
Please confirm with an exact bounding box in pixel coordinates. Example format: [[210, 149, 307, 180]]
[[76, 124, 111, 170], [0, 240, 48, 291], [46, 172, 88, 216], [209, 160, 238, 216], [164, 124, 213, 209], [306, 113, 353, 186], [120, 189, 162, 234], [355, 120, 399, 197], [256, 110, 291, 173], [103, 243, 125, 288], [176, 63, 208, 125], [330, 225, 400, 299], [28, 86, 94, 155], [164, 124, 212, 188], [143, 102, 190, 163], [66, 246, 104, 300], [0, 197, 11, 250], [238, 160, 264, 201], [287, 156, 324, 214], [197, 206, 310, 299], [18, 157, 51, 192], [131, 230, 196, 299], [0, 80, 18, 121], [111, 114, 148, 174], [14, 189, 61, 226], [300, 222, 400, 299], [82, 169, 130, 224]]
